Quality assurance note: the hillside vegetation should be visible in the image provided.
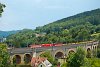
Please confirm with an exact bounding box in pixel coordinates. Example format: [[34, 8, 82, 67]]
[[6, 9, 100, 47], [0, 30, 20, 38]]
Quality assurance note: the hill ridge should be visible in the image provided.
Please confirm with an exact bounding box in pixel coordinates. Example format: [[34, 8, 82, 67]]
[[6, 8, 100, 47]]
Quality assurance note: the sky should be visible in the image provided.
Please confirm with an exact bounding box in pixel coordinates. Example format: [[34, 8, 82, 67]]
[[0, 0, 100, 31]]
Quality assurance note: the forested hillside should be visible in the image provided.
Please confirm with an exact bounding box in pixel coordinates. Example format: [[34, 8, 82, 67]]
[[6, 9, 100, 47], [35, 9, 100, 33], [0, 30, 20, 38]]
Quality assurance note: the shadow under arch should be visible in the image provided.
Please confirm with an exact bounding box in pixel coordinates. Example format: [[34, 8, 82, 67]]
[[95, 46, 96, 49], [86, 48, 91, 58], [13, 55, 21, 64], [68, 50, 75, 57], [55, 52, 64, 59], [68, 50, 75, 54], [24, 54, 32, 64], [87, 48, 91, 51]]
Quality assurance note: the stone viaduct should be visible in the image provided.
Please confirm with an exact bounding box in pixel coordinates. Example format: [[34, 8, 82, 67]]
[[8, 41, 99, 64]]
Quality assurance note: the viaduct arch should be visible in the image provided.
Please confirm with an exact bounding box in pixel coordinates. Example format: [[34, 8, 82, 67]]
[[9, 41, 99, 64], [54, 49, 65, 59]]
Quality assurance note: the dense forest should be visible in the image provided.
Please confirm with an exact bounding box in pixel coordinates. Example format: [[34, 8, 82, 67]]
[[6, 9, 100, 47]]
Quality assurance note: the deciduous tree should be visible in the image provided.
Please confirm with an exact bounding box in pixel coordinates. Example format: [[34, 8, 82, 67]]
[[0, 44, 10, 67], [0, 3, 5, 17], [68, 47, 88, 67]]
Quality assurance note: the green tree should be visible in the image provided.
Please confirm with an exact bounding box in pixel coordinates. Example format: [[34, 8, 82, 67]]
[[75, 28, 90, 42], [0, 3, 5, 17], [0, 44, 10, 67], [97, 34, 100, 41], [61, 63, 67, 67], [86, 48, 92, 58], [89, 58, 100, 67], [39, 51, 59, 66], [68, 47, 88, 67], [40, 51, 54, 63], [97, 48, 100, 58]]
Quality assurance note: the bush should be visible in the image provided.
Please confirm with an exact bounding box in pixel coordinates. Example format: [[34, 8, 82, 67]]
[[97, 48, 100, 58], [89, 58, 100, 67], [61, 63, 67, 67], [67, 47, 86, 67], [15, 65, 31, 67]]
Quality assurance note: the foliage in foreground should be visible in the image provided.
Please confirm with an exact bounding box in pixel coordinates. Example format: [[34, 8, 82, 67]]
[[40, 51, 59, 66], [88, 58, 100, 67], [8, 64, 31, 67], [97, 48, 100, 58], [61, 63, 67, 67], [67, 47, 90, 67], [61, 46, 100, 67], [0, 3, 5, 17], [40, 51, 54, 63], [0, 44, 10, 67]]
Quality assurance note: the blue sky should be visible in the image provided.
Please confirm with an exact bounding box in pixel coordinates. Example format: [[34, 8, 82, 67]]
[[0, 0, 100, 31]]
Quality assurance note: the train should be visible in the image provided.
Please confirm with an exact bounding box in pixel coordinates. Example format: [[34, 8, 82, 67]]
[[30, 43, 63, 48], [42, 43, 63, 47]]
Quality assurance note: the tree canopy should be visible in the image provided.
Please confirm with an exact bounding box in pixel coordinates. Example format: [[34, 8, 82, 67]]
[[67, 47, 89, 67], [0, 44, 10, 67], [40, 51, 54, 63], [0, 3, 5, 17]]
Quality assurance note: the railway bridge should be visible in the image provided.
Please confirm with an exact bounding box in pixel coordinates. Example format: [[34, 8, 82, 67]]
[[8, 41, 99, 64]]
